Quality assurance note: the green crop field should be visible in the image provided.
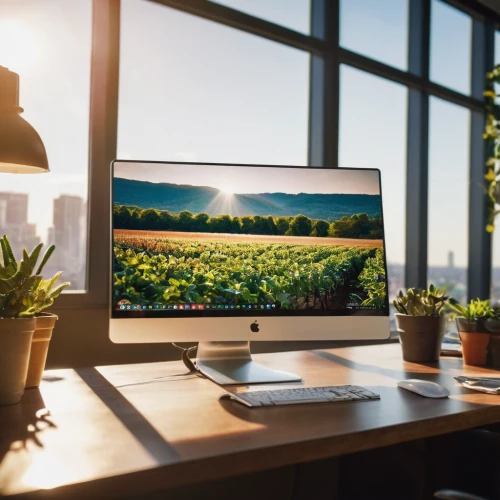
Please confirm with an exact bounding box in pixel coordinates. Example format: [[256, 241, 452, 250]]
[[113, 233, 387, 310]]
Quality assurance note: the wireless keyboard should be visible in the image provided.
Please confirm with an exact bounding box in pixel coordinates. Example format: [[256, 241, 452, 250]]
[[220, 385, 380, 408]]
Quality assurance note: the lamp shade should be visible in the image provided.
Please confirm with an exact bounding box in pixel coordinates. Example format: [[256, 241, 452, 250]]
[[0, 66, 49, 173]]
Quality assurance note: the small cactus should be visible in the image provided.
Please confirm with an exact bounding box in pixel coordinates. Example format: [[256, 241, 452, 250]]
[[393, 284, 449, 317], [0, 235, 70, 318]]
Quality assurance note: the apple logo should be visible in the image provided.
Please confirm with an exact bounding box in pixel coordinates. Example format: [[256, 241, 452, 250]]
[[250, 320, 259, 333]]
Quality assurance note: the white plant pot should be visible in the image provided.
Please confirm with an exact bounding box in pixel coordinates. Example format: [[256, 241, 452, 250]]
[[0, 317, 36, 405]]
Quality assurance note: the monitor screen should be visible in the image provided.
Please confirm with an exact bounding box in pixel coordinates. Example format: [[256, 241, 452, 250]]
[[111, 162, 389, 318]]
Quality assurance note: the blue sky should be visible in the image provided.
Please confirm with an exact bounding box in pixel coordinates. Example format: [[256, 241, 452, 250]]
[[211, 0, 310, 34], [0, 0, 496, 273], [340, 0, 408, 70]]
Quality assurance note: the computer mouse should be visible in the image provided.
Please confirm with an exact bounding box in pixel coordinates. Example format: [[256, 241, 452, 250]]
[[397, 379, 450, 398]]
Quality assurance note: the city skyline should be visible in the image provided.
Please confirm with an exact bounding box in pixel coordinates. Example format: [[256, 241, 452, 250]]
[[0, 188, 491, 303], [0, 191, 86, 244], [0, 191, 87, 290]]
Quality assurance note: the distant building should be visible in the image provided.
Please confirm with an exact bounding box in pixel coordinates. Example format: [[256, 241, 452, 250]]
[[0, 192, 40, 256], [448, 251, 455, 269], [47, 195, 87, 290], [0, 199, 6, 227], [0, 192, 28, 225]]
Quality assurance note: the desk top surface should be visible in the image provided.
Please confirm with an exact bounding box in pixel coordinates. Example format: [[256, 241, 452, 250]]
[[1, 344, 500, 498]]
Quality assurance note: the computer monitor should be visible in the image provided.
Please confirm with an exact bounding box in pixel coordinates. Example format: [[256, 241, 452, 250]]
[[110, 161, 390, 384]]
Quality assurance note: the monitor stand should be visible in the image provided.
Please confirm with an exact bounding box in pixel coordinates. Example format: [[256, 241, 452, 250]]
[[195, 341, 302, 386]]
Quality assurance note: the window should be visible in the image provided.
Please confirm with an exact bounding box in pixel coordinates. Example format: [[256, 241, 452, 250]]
[[209, 0, 311, 35], [2, 0, 497, 331], [492, 31, 500, 302], [340, 0, 409, 71], [430, 0, 472, 95], [118, 0, 310, 166], [339, 65, 408, 303], [0, 0, 91, 291], [428, 97, 470, 303]]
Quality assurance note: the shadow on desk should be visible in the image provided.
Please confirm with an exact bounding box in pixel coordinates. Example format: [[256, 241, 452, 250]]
[[0, 389, 55, 454], [75, 368, 335, 500], [313, 349, 446, 381], [75, 368, 182, 464], [0, 389, 56, 493]]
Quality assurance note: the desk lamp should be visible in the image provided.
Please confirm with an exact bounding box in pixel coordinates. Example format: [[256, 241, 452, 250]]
[[0, 66, 49, 173]]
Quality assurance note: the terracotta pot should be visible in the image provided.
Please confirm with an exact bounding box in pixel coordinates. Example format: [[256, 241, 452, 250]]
[[395, 314, 447, 362], [456, 318, 491, 366], [0, 317, 36, 405], [25, 313, 58, 389]]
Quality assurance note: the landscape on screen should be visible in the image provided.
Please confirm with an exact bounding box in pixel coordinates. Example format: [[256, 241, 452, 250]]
[[112, 169, 387, 311]]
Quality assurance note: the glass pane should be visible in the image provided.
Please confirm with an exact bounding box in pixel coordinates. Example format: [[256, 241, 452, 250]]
[[430, 0, 472, 95], [496, 31, 500, 64], [339, 65, 408, 328], [492, 30, 500, 302], [210, 0, 310, 35], [118, 0, 310, 165], [0, 0, 91, 291], [491, 37, 500, 302], [428, 97, 470, 303], [340, 0, 409, 71]]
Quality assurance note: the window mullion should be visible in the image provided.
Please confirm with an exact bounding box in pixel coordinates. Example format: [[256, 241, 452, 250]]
[[405, 0, 430, 289], [308, 0, 338, 168], [468, 19, 494, 300], [86, 0, 120, 306]]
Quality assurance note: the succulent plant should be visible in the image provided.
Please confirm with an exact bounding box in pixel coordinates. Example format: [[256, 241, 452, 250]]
[[393, 284, 449, 317], [0, 235, 70, 318], [447, 297, 494, 321]]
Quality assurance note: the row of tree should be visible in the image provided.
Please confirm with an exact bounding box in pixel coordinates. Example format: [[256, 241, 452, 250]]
[[113, 205, 383, 239]]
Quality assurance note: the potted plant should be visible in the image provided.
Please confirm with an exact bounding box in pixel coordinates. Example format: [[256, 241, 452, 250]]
[[393, 285, 449, 362], [0, 236, 69, 405], [448, 298, 494, 366]]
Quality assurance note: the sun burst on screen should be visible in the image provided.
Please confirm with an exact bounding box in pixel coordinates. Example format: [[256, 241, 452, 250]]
[[206, 184, 242, 215], [219, 186, 234, 196], [0, 19, 38, 72]]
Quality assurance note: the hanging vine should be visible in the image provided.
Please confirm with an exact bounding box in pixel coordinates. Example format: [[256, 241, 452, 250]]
[[484, 64, 500, 232]]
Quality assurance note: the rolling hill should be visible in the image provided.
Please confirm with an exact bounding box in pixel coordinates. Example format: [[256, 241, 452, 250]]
[[114, 177, 382, 221]]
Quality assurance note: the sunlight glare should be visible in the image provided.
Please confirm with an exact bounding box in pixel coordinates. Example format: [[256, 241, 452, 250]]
[[219, 186, 234, 196], [0, 19, 38, 73]]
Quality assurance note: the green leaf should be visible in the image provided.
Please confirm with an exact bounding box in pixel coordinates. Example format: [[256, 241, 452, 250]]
[[20, 249, 31, 277], [29, 243, 44, 274], [18, 309, 36, 318], [36, 245, 55, 275], [0, 236, 16, 270], [43, 271, 63, 294], [47, 282, 70, 301]]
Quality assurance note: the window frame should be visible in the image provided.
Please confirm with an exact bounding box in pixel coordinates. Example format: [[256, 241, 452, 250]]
[[56, 0, 119, 309], [66, 0, 500, 310]]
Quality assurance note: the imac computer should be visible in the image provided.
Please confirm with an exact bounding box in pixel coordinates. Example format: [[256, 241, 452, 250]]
[[110, 161, 390, 385]]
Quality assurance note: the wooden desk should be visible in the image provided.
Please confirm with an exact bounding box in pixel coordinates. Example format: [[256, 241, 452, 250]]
[[1, 344, 500, 499]]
